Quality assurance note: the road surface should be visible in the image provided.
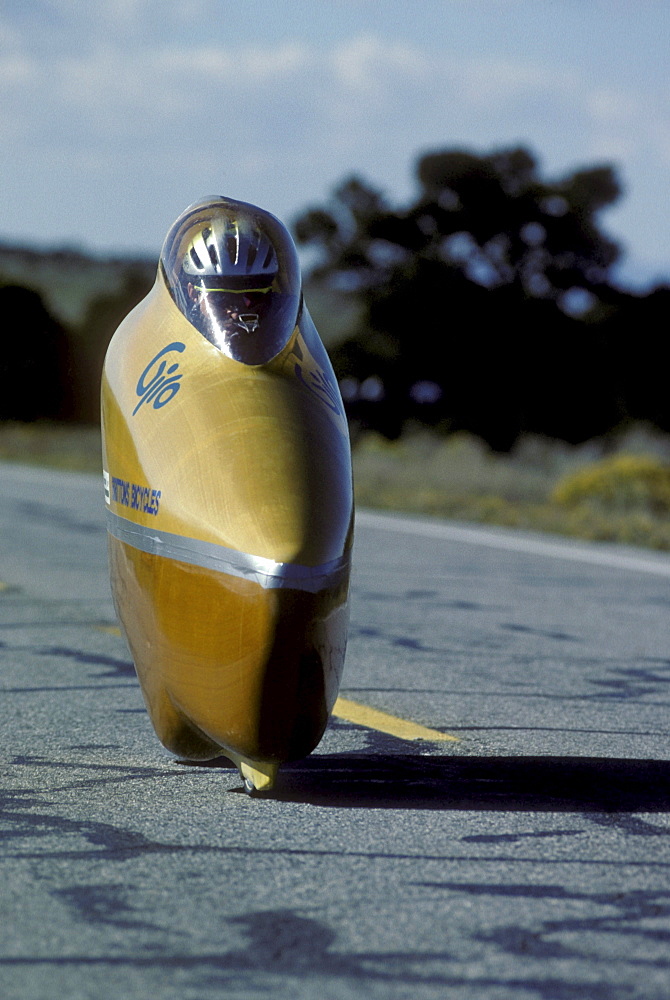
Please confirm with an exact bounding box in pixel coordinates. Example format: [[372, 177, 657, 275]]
[[1, 461, 670, 1000]]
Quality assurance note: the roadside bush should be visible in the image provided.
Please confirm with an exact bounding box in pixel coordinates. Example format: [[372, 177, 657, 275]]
[[551, 454, 670, 513]]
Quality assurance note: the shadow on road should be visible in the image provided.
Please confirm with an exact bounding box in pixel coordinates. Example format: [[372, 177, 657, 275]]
[[263, 753, 670, 812]]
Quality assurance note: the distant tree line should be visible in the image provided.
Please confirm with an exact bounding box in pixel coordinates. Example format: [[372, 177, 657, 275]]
[[295, 146, 669, 450]]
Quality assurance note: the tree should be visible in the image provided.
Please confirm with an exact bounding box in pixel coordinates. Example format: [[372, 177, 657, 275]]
[[294, 147, 626, 449], [0, 284, 71, 421]]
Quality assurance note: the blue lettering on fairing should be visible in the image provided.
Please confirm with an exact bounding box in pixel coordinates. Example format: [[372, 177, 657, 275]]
[[111, 476, 161, 516]]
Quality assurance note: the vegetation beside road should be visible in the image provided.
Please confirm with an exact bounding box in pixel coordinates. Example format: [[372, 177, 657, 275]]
[[351, 425, 670, 550], [0, 421, 103, 473]]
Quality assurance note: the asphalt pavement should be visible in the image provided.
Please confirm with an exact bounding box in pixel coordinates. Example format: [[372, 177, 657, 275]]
[[1, 461, 670, 1000]]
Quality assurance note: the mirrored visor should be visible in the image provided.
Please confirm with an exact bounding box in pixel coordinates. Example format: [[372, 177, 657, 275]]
[[160, 196, 302, 365]]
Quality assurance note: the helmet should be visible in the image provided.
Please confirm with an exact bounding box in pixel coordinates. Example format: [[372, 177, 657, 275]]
[[160, 196, 302, 365], [182, 217, 279, 289]]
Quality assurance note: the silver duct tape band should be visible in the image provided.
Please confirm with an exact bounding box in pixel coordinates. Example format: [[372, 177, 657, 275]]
[[106, 509, 350, 593]]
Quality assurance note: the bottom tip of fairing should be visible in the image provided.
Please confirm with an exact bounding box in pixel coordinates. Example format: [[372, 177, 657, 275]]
[[226, 752, 280, 795]]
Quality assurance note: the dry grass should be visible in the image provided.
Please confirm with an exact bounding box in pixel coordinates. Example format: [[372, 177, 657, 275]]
[[0, 421, 102, 472], [352, 426, 670, 550]]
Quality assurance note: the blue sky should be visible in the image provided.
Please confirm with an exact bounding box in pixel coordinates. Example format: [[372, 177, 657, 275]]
[[1, 0, 669, 288]]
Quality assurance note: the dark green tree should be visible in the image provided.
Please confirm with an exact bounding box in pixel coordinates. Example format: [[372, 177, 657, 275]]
[[295, 147, 625, 448], [0, 283, 72, 421]]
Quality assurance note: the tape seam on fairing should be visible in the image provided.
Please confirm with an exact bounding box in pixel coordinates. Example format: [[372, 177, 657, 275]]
[[105, 509, 349, 593]]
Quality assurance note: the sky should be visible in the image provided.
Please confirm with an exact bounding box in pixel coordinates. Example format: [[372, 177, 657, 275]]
[[1, 0, 669, 289]]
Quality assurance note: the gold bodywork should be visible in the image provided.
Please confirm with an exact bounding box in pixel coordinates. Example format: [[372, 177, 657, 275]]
[[101, 271, 353, 787]]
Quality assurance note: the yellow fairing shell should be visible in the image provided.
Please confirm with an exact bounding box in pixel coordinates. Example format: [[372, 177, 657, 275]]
[[101, 270, 353, 779]]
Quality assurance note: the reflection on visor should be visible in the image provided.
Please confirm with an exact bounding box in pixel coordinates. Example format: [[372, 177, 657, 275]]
[[160, 196, 303, 366], [238, 314, 259, 333], [191, 287, 271, 341]]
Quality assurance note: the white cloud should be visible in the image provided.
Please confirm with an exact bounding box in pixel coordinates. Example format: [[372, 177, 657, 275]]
[[151, 41, 308, 86], [457, 56, 566, 107], [587, 88, 639, 124], [0, 52, 35, 86], [332, 35, 425, 94]]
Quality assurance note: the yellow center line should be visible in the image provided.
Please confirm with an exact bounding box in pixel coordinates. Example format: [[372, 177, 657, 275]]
[[333, 696, 459, 742], [94, 626, 459, 743]]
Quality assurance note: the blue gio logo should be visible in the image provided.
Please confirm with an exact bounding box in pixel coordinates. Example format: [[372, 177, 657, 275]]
[[133, 342, 185, 416]]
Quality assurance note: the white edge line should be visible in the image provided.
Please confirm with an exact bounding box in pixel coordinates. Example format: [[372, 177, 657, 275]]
[[355, 509, 670, 578]]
